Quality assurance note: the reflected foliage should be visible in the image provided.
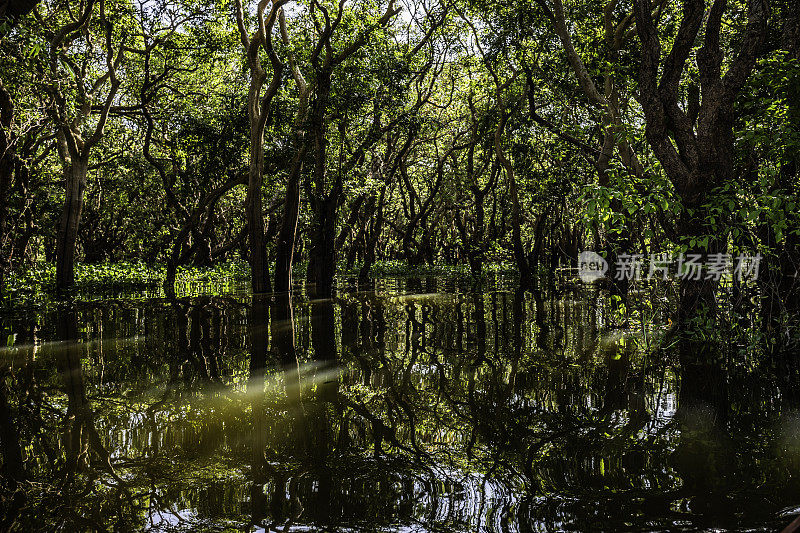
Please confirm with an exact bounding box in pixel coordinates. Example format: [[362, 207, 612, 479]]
[[0, 279, 799, 531]]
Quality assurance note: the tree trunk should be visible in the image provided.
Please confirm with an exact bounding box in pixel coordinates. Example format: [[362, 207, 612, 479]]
[[273, 176, 299, 293], [472, 188, 486, 276], [56, 157, 89, 290], [508, 165, 531, 284], [633, 0, 769, 346], [246, 121, 270, 294], [307, 197, 338, 297], [305, 67, 337, 298], [495, 97, 531, 285], [235, 0, 285, 295], [0, 80, 14, 294], [164, 257, 177, 298], [359, 187, 386, 282], [274, 145, 306, 293], [0, 142, 10, 296]]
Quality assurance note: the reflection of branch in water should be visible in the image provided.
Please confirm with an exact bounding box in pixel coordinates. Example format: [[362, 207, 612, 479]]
[[0, 365, 27, 529], [0, 367, 25, 484]]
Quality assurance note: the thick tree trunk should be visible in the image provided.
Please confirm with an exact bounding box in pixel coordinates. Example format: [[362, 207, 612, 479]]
[[56, 157, 89, 290], [633, 0, 769, 350], [307, 197, 338, 297], [305, 68, 338, 298], [49, 0, 120, 291], [529, 208, 549, 270], [246, 126, 270, 294], [164, 257, 177, 298], [274, 145, 306, 293], [274, 174, 300, 293]]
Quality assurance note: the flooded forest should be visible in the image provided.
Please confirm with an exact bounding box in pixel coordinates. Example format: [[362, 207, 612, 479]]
[[1, 0, 799, 531]]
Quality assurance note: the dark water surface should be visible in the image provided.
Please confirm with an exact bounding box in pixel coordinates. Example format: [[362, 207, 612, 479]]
[[2, 277, 800, 531]]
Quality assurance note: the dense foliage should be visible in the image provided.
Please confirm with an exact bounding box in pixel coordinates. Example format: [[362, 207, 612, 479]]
[[0, 0, 793, 299]]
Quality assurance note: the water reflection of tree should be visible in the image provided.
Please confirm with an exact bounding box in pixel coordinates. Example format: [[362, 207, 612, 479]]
[[2, 283, 800, 530], [56, 306, 115, 479]]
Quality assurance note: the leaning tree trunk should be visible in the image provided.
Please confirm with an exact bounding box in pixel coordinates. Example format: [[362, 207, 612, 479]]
[[55, 157, 89, 291]]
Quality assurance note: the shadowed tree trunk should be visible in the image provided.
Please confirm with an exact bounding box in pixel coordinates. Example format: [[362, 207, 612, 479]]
[[48, 0, 122, 290], [0, 80, 13, 294], [307, 195, 339, 297], [55, 154, 89, 291], [527, 0, 657, 295], [274, 147, 306, 293], [495, 88, 533, 286], [454, 94, 498, 278], [300, 1, 400, 297], [359, 187, 387, 282], [305, 62, 335, 297], [633, 0, 770, 349], [272, 8, 311, 294]]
